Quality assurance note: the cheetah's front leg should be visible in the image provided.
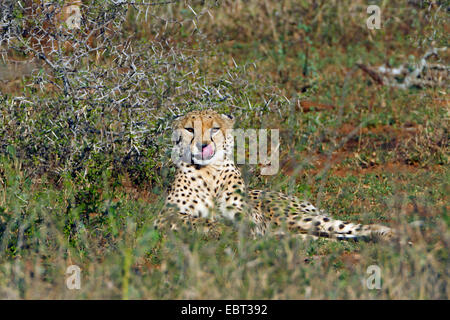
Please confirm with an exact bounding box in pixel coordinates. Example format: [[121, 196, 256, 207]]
[[154, 204, 223, 238]]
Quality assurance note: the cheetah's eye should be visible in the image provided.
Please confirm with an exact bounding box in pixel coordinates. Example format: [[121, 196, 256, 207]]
[[184, 127, 194, 133], [211, 127, 220, 134]]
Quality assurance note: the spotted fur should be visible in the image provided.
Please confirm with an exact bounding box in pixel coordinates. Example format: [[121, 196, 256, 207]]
[[155, 109, 395, 242]]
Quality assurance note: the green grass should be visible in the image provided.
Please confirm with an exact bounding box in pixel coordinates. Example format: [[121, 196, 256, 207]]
[[0, 0, 448, 299]]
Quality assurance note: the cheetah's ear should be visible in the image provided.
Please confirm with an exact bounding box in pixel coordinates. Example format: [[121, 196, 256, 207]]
[[171, 114, 184, 128], [220, 113, 235, 125]]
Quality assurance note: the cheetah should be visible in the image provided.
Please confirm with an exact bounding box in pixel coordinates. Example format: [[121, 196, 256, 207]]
[[155, 109, 395, 242]]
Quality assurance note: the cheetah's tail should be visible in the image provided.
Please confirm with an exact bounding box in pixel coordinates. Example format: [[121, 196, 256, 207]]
[[293, 214, 396, 242]]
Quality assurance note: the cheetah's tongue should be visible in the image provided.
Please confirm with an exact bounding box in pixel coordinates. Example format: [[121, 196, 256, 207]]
[[202, 144, 214, 159]]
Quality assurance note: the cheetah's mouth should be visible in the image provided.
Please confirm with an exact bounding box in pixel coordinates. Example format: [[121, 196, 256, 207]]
[[201, 144, 214, 159], [192, 143, 221, 165]]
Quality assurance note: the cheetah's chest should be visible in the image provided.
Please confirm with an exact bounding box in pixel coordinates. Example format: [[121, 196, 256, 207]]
[[166, 169, 218, 218], [166, 162, 246, 221]]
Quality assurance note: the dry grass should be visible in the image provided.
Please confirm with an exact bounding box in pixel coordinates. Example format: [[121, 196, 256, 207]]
[[0, 0, 448, 299]]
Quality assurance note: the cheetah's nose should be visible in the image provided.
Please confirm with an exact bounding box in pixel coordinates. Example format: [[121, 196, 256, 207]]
[[196, 142, 208, 150]]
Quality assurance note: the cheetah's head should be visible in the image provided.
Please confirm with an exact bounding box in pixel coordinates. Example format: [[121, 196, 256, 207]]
[[171, 109, 235, 167]]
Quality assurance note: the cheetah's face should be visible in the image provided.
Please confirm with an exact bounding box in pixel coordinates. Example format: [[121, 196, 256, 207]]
[[172, 110, 235, 166]]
